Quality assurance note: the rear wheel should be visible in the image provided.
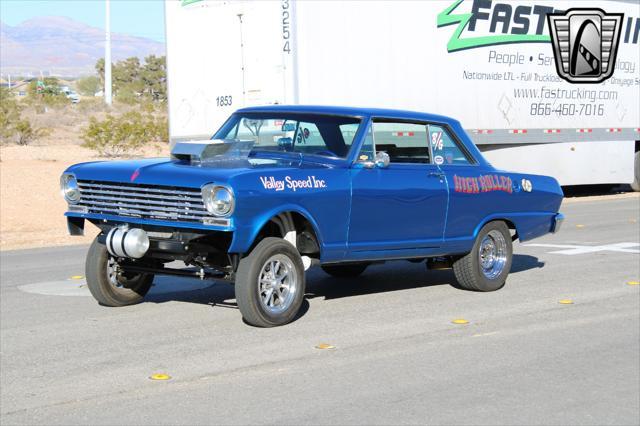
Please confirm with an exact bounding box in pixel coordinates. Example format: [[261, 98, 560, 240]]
[[235, 238, 306, 327], [85, 236, 153, 306], [631, 151, 640, 192], [453, 221, 512, 292], [321, 263, 368, 278]]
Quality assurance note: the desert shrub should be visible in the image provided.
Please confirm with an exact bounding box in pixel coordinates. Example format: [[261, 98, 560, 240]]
[[0, 88, 22, 144], [14, 119, 50, 146], [77, 97, 108, 114], [0, 88, 49, 146], [81, 111, 168, 157], [27, 78, 68, 108]]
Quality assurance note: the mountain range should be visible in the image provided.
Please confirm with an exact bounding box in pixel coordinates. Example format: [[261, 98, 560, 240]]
[[0, 16, 165, 77]]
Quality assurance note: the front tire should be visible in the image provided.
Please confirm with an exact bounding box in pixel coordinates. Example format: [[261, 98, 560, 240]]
[[85, 237, 153, 307], [235, 238, 306, 327], [453, 221, 512, 292]]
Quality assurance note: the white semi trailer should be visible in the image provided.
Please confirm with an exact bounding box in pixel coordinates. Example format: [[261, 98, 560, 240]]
[[165, 0, 640, 188]]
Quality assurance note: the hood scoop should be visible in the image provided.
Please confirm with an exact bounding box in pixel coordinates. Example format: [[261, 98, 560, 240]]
[[171, 139, 254, 166]]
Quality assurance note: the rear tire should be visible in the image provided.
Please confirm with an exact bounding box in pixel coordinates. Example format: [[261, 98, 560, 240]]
[[321, 263, 368, 278], [453, 221, 512, 292], [235, 238, 306, 327], [631, 151, 640, 192], [85, 236, 153, 307]]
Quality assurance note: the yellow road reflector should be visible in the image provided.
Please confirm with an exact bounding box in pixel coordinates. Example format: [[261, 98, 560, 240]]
[[558, 299, 574, 305], [575, 224, 585, 228], [315, 343, 335, 350], [70, 275, 84, 280], [626, 281, 640, 286], [452, 318, 469, 324], [149, 373, 171, 381]]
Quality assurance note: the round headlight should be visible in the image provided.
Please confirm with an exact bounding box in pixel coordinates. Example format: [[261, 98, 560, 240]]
[[202, 184, 235, 217], [60, 174, 80, 203]]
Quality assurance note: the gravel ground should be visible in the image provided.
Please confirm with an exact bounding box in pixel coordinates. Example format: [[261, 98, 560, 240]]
[[0, 144, 167, 250]]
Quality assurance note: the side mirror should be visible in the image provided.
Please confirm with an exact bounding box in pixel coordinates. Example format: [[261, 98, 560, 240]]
[[277, 137, 293, 150], [374, 151, 390, 168], [362, 151, 390, 169]]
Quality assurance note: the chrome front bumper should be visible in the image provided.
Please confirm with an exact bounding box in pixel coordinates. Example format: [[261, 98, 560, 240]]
[[551, 213, 565, 233]]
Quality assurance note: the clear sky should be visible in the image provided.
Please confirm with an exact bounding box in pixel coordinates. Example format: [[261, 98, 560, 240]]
[[0, 0, 166, 42]]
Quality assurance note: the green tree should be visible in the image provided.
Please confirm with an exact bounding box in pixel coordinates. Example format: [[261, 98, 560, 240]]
[[93, 56, 167, 103], [96, 58, 105, 85], [114, 57, 145, 100], [141, 55, 167, 101], [76, 76, 101, 96]]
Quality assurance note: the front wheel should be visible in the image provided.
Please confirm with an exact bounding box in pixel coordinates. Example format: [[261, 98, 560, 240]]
[[453, 221, 512, 292], [235, 238, 306, 327], [85, 237, 154, 306]]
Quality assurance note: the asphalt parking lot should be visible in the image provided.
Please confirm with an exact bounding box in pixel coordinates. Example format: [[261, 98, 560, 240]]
[[1, 194, 639, 425]]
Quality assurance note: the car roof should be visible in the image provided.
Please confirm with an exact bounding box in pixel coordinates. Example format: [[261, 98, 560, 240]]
[[236, 105, 460, 126]]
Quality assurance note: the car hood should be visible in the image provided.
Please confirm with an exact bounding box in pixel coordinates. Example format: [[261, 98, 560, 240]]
[[65, 156, 333, 189]]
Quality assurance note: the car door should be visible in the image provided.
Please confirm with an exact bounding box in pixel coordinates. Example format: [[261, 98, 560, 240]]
[[347, 119, 449, 257], [428, 123, 489, 242]]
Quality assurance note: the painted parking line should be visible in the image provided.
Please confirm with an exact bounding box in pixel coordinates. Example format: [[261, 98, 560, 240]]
[[525, 242, 640, 255]]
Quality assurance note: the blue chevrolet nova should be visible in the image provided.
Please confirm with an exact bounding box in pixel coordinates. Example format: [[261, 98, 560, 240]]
[[62, 105, 564, 327]]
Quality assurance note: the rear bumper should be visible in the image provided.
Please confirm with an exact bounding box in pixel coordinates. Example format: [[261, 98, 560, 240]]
[[551, 213, 565, 233]]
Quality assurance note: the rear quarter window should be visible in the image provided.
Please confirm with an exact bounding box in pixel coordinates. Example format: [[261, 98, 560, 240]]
[[428, 124, 472, 166]]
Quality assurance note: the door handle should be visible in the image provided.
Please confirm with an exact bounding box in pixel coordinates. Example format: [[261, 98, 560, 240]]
[[428, 171, 445, 178]]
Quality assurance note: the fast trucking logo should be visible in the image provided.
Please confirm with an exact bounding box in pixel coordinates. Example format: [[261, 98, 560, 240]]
[[547, 9, 623, 84], [437, 0, 552, 52], [437, 0, 635, 81]]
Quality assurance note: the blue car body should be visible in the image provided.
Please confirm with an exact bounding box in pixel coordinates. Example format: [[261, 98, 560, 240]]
[[64, 105, 563, 263]]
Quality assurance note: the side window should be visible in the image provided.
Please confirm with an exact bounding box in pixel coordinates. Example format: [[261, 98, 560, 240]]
[[294, 122, 324, 148], [339, 123, 359, 146], [232, 118, 291, 147], [428, 124, 471, 165], [372, 121, 430, 164]]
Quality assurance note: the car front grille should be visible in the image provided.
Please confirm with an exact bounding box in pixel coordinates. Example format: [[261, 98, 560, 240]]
[[77, 180, 209, 223]]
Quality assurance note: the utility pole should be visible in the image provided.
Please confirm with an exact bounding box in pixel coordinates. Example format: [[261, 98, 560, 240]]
[[104, 0, 112, 106], [237, 13, 246, 106]]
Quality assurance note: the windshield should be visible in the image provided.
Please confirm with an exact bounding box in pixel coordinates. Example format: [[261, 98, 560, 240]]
[[213, 113, 362, 159]]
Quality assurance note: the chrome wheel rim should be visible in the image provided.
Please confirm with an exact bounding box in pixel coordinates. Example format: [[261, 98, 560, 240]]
[[106, 256, 124, 289], [257, 254, 298, 315], [478, 230, 508, 280]]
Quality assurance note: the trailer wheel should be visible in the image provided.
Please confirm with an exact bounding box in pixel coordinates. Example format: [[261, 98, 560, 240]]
[[321, 263, 368, 277], [453, 221, 512, 292], [85, 237, 153, 307], [632, 151, 640, 192], [235, 238, 306, 327]]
